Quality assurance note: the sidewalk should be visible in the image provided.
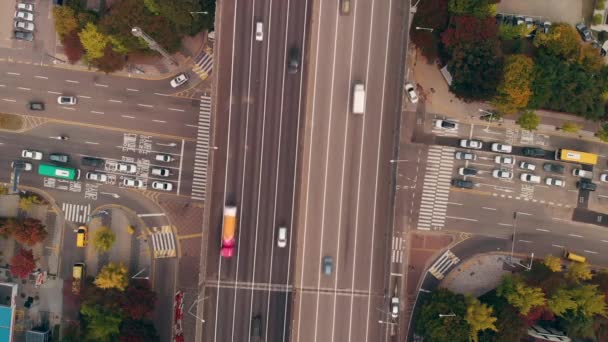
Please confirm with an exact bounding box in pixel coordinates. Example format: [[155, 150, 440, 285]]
[[411, 51, 602, 141]]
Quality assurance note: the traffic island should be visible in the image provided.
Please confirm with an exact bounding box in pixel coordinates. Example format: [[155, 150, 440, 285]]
[[0, 113, 24, 131]]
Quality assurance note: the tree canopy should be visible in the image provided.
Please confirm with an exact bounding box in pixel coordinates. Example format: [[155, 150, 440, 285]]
[[81, 303, 122, 341], [494, 54, 534, 114], [95, 263, 129, 291], [465, 296, 497, 342], [409, 0, 449, 61], [448, 39, 503, 100], [497, 274, 546, 315], [415, 289, 470, 341], [92, 226, 116, 253], [9, 249, 36, 279]]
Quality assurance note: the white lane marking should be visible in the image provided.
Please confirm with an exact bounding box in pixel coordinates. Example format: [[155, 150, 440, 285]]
[[568, 234, 583, 238], [90, 111, 104, 115], [482, 207, 496, 210], [518, 240, 532, 243], [47, 91, 61, 94], [553, 217, 570, 222], [17, 87, 30, 91], [602, 240, 608, 243], [152, 120, 166, 123], [446, 216, 478, 222], [584, 250, 598, 254], [79, 95, 91, 99], [121, 115, 135, 119], [185, 124, 198, 128], [126, 88, 139, 92], [2, 99, 16, 102], [66, 80, 79, 83], [552, 244, 565, 248], [0, 85, 5, 87], [95, 83, 108, 87], [137, 213, 165, 217], [137, 103, 154, 108], [34, 75, 48, 79], [446, 202, 463, 206], [517, 212, 532, 216], [536, 228, 550, 232], [168, 108, 185, 112], [154, 92, 169, 96], [61, 107, 75, 110], [109, 99, 122, 103], [176, 139, 184, 195], [84, 141, 99, 145], [6, 72, 20, 76]]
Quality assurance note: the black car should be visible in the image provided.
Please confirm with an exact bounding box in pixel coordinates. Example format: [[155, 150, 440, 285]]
[[451, 179, 474, 189], [577, 179, 597, 191], [251, 315, 263, 337], [50, 153, 69, 163], [81, 156, 105, 167], [543, 163, 565, 174], [14, 30, 33, 42], [287, 47, 300, 74], [522, 147, 546, 157], [28, 102, 44, 111], [458, 167, 477, 176]]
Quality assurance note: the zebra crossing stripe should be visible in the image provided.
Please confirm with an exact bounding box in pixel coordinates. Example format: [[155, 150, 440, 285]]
[[190, 95, 212, 201], [151, 227, 177, 258], [61, 203, 91, 223]]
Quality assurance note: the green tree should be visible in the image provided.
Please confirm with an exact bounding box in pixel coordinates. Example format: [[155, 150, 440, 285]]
[[566, 262, 593, 283], [449, 40, 503, 101], [18, 194, 43, 211], [120, 319, 159, 342], [80, 303, 122, 341], [95, 262, 128, 291], [448, 0, 494, 17], [569, 284, 607, 318], [79, 22, 109, 60], [557, 310, 596, 339], [561, 122, 581, 133], [415, 289, 470, 341], [479, 291, 528, 342], [493, 54, 534, 114], [92, 44, 126, 74], [516, 110, 540, 131], [543, 255, 562, 272], [598, 123, 608, 142], [465, 296, 497, 342], [92, 226, 116, 252], [533, 23, 581, 60], [593, 14, 603, 25], [52, 6, 79, 40], [547, 287, 577, 316], [497, 274, 546, 315], [498, 24, 526, 40]]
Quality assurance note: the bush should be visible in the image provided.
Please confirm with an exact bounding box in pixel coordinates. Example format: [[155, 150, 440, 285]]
[[560, 122, 581, 133], [593, 14, 603, 25], [597, 0, 606, 10], [516, 110, 540, 131], [18, 194, 44, 211]]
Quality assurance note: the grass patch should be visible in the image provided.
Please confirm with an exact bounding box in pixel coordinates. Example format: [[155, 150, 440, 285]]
[[0, 113, 23, 131]]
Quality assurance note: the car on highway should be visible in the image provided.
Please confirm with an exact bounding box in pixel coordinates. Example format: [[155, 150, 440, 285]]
[[151, 167, 171, 177], [255, 21, 263, 41], [577, 179, 597, 191], [451, 179, 474, 189], [494, 155, 515, 165], [86, 172, 108, 182], [492, 170, 513, 179], [17, 3, 34, 11], [572, 168, 593, 179], [340, 0, 351, 15], [454, 151, 476, 160], [117, 163, 137, 174], [14, 30, 32, 41], [390, 297, 399, 319], [522, 147, 545, 157], [49, 153, 69, 163], [491, 143, 512, 153], [11, 161, 32, 171], [28, 102, 44, 111], [459, 139, 482, 149], [458, 167, 477, 176], [251, 315, 263, 337], [322, 256, 333, 275], [21, 149, 42, 160], [519, 161, 536, 171], [520, 173, 541, 184], [404, 83, 419, 104], [601, 174, 608, 182], [277, 226, 287, 248], [434, 119, 458, 130], [57, 96, 77, 105], [151, 181, 173, 191], [287, 47, 300, 74], [123, 178, 143, 188], [82, 156, 104, 167], [155, 154, 174, 162], [543, 163, 564, 174], [14, 21, 34, 31], [14, 11, 33, 21], [545, 177, 565, 187], [170, 73, 189, 88]]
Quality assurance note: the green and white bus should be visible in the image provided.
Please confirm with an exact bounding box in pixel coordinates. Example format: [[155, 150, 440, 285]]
[[38, 164, 80, 180]]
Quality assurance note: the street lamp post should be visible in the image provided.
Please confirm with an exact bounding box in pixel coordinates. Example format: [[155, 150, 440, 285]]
[[131, 268, 149, 280], [510, 212, 518, 265], [479, 108, 494, 131]]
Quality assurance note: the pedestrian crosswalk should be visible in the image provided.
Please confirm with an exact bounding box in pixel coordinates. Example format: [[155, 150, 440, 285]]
[[416, 146, 454, 231], [391, 236, 405, 263], [151, 226, 176, 258], [61, 203, 91, 223], [428, 250, 460, 280], [191, 95, 211, 201], [193, 52, 213, 80]]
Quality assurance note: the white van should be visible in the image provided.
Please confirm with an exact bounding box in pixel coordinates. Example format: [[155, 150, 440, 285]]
[[277, 227, 287, 248], [255, 21, 263, 41]]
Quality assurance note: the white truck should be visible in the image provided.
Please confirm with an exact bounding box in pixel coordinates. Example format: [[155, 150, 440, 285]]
[[352, 83, 366, 114]]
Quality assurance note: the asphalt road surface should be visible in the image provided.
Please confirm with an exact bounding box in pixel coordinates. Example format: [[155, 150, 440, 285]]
[[199, 0, 309, 341]]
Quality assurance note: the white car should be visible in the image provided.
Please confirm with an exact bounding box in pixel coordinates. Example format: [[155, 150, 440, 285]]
[[11, 161, 32, 171], [492, 170, 513, 179], [14, 11, 33, 22], [155, 154, 174, 162], [14, 21, 34, 31], [170, 73, 189, 88], [519, 161, 536, 171], [459, 139, 482, 149], [17, 3, 34, 11], [454, 151, 476, 160], [601, 174, 608, 182], [520, 173, 541, 184], [572, 169, 593, 178], [546, 177, 565, 187], [434, 119, 458, 130], [277, 226, 287, 248], [404, 83, 419, 104], [151, 181, 173, 191], [57, 96, 77, 105], [494, 155, 515, 165], [123, 178, 144, 188], [255, 21, 263, 41], [117, 163, 137, 174], [21, 149, 42, 160], [491, 143, 512, 153], [151, 167, 171, 177], [86, 172, 108, 182], [390, 297, 399, 319]]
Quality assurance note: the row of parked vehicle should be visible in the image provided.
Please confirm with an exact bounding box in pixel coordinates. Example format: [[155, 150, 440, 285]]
[[14, 2, 35, 42], [495, 13, 551, 37]]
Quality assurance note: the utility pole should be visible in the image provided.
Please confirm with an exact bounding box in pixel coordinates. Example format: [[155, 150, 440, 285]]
[[131, 27, 177, 65]]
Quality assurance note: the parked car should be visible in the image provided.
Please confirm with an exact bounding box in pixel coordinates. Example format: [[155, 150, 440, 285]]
[[454, 151, 476, 160], [170, 73, 189, 88], [14, 11, 33, 22], [287, 47, 300, 74], [17, 3, 34, 11], [492, 170, 513, 179], [57, 96, 77, 105], [155, 154, 174, 162], [14, 21, 34, 31], [28, 102, 44, 111], [520, 173, 541, 184], [576, 23, 593, 42], [434, 119, 458, 130], [117, 163, 137, 174], [601, 174, 608, 182], [151, 181, 173, 191], [11, 161, 32, 171], [390, 297, 399, 319], [494, 155, 515, 165], [522, 147, 545, 157], [151, 167, 171, 177], [86, 172, 108, 182], [459, 139, 483, 149], [577, 179, 597, 191], [82, 157, 104, 167], [404, 83, 418, 104], [49, 153, 69, 163], [451, 179, 474, 189], [542, 21, 552, 34], [14, 30, 32, 41], [491, 143, 512, 153], [123, 178, 143, 188], [545, 177, 565, 187], [458, 167, 477, 176], [543, 163, 564, 174], [21, 149, 42, 160], [519, 161, 536, 171], [572, 169, 593, 179]]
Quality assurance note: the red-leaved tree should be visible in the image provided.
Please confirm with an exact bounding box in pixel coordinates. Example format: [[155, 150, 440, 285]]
[[441, 15, 499, 51], [63, 30, 85, 64], [12, 218, 47, 246], [10, 249, 36, 279], [121, 280, 157, 319]]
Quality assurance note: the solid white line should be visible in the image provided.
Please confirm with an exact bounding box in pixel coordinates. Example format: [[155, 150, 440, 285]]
[[2, 99, 16, 102], [154, 92, 169, 96], [602, 240, 608, 243], [517, 212, 532, 216], [95, 83, 109, 87], [90, 111, 104, 115], [498, 223, 513, 227], [66, 80, 79, 83], [137, 103, 153, 108], [0, 85, 5, 87], [186, 124, 198, 128], [584, 250, 598, 254], [80, 95, 91, 99], [568, 234, 583, 238], [518, 240, 532, 243], [176, 139, 184, 195], [6, 72, 20, 75], [536, 228, 550, 232], [109, 99, 122, 103], [61, 107, 75, 110], [552, 244, 564, 248], [137, 213, 165, 217], [152, 120, 166, 123], [126, 88, 139, 92], [168, 108, 185, 112], [17, 87, 30, 91], [34, 75, 48, 79], [84, 141, 99, 145], [446, 216, 478, 222], [121, 115, 135, 119], [482, 207, 497, 210], [447, 202, 463, 206]]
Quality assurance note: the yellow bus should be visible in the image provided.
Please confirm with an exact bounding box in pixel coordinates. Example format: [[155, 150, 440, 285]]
[[555, 149, 598, 166], [564, 250, 586, 263]]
